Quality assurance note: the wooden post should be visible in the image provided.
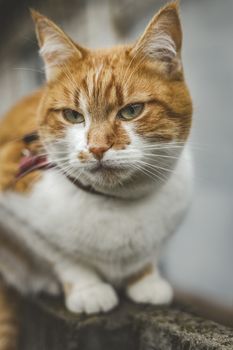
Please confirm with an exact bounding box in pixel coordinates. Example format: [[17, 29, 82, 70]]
[[19, 295, 233, 350]]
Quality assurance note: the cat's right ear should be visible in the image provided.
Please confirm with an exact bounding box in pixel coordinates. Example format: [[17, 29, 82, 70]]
[[31, 10, 84, 81]]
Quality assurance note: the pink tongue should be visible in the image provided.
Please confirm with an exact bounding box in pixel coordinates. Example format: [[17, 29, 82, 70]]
[[16, 155, 52, 180]]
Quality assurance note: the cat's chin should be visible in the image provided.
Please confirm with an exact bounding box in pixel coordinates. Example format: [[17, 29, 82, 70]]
[[88, 163, 119, 174], [82, 165, 134, 189], [67, 160, 133, 188]]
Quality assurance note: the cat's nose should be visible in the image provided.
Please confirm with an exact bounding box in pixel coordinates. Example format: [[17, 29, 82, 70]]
[[89, 145, 111, 160]]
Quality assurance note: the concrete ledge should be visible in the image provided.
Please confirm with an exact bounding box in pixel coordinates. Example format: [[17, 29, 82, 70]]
[[19, 296, 233, 350]]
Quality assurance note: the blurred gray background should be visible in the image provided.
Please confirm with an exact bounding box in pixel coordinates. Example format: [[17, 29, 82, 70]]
[[0, 0, 232, 311]]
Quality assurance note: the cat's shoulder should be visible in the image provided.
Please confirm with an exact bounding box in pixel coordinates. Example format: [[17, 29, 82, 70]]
[[0, 89, 44, 192], [0, 89, 44, 146]]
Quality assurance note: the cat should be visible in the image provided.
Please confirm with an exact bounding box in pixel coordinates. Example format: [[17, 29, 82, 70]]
[[0, 0, 192, 320], [0, 282, 19, 350]]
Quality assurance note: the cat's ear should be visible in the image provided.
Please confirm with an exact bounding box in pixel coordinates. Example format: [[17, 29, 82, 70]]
[[31, 10, 84, 80], [132, 1, 182, 75]]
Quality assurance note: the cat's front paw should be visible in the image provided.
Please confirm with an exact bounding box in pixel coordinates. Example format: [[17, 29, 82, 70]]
[[65, 283, 119, 314], [126, 273, 173, 305]]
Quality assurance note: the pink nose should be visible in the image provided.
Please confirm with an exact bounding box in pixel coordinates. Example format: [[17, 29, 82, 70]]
[[89, 145, 111, 160]]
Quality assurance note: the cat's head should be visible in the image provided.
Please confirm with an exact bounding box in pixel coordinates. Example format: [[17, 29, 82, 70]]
[[33, 1, 192, 190]]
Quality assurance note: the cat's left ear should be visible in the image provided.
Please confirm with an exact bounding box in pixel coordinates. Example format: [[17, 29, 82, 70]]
[[31, 10, 85, 80], [132, 1, 182, 76]]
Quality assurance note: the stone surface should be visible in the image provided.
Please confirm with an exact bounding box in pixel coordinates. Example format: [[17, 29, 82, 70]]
[[19, 296, 233, 350], [0, 0, 233, 309]]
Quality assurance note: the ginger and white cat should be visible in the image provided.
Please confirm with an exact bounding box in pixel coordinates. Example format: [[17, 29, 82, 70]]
[[0, 1, 192, 315]]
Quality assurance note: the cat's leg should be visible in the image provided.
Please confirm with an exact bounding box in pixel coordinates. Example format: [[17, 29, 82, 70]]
[[0, 231, 60, 296], [126, 265, 173, 305], [55, 261, 119, 314]]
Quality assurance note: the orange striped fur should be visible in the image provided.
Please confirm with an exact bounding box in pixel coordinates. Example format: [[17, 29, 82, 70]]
[[0, 284, 19, 350]]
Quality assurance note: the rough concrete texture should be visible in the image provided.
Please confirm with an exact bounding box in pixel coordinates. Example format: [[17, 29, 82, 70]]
[[19, 296, 233, 350]]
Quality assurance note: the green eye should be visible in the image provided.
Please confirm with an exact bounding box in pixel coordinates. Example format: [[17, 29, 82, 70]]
[[117, 103, 144, 121], [62, 109, 84, 124]]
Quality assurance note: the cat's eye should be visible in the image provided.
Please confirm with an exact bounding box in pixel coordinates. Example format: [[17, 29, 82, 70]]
[[62, 109, 84, 124], [117, 103, 144, 121]]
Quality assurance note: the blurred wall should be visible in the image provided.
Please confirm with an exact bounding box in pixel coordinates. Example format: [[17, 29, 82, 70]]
[[163, 0, 233, 309], [0, 0, 232, 309]]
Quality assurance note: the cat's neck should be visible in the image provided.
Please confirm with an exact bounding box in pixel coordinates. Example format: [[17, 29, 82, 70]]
[[79, 174, 163, 200]]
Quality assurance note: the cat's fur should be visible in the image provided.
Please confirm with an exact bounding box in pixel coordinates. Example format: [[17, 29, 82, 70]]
[[0, 1, 192, 319], [0, 282, 19, 350]]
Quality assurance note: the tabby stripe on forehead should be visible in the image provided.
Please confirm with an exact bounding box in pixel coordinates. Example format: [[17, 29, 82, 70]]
[[115, 84, 124, 107], [104, 78, 115, 102], [81, 79, 89, 98], [92, 73, 99, 101], [74, 87, 80, 108], [63, 86, 71, 98]]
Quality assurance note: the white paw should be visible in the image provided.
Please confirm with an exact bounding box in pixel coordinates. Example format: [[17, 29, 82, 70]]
[[65, 283, 119, 314], [126, 273, 173, 305]]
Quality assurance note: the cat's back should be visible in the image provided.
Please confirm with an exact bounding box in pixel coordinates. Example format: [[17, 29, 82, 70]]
[[0, 90, 43, 146], [0, 90, 44, 192]]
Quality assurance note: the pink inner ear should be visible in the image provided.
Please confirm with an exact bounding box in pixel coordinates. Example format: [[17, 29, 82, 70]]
[[144, 30, 177, 62], [132, 4, 182, 64]]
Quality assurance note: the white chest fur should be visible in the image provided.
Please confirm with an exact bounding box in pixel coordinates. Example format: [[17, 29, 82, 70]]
[[0, 149, 193, 283]]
